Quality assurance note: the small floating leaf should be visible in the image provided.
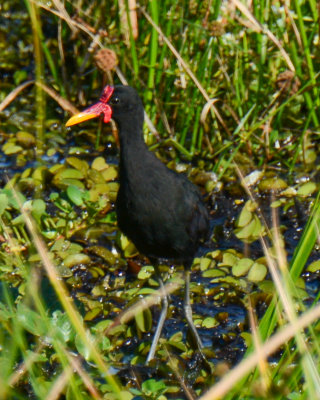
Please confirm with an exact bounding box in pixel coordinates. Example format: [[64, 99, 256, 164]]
[[55, 168, 84, 180], [141, 379, 167, 397], [16, 131, 36, 147], [2, 143, 23, 155], [101, 166, 118, 181], [237, 208, 252, 228], [202, 317, 218, 328], [220, 252, 238, 267], [87, 246, 116, 265], [89, 183, 110, 201], [66, 157, 89, 174], [67, 185, 84, 206], [271, 200, 282, 208], [84, 307, 101, 321], [304, 149, 316, 164], [135, 307, 152, 333], [58, 179, 85, 190], [307, 260, 320, 272], [107, 182, 119, 202], [203, 268, 225, 278], [243, 170, 263, 186], [12, 215, 25, 225], [247, 262, 267, 282], [2, 190, 26, 210], [32, 166, 47, 183], [258, 177, 287, 191], [280, 187, 297, 197], [297, 182, 316, 197], [63, 254, 91, 268], [235, 219, 256, 240], [232, 258, 254, 277], [199, 257, 212, 270], [138, 265, 154, 280], [92, 157, 108, 171]]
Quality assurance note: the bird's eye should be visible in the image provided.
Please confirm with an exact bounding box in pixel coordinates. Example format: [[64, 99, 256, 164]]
[[109, 97, 120, 105]]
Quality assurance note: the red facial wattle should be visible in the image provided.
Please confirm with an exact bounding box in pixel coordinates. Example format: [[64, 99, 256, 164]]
[[66, 86, 114, 127]]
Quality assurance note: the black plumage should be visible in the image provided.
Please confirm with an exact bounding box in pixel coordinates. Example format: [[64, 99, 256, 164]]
[[113, 87, 209, 263], [66, 85, 210, 362]]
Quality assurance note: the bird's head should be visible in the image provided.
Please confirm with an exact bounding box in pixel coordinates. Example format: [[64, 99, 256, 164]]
[[65, 85, 144, 128]]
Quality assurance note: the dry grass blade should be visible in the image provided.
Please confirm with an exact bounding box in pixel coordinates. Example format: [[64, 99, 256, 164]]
[[45, 366, 73, 400], [105, 281, 180, 335], [52, 0, 78, 34], [247, 298, 270, 392], [7, 184, 122, 395], [139, 6, 230, 140], [164, 347, 196, 400], [0, 80, 79, 115], [36, 82, 79, 114], [33, 0, 158, 135], [235, 163, 320, 389], [200, 98, 219, 126], [0, 81, 34, 112], [118, 0, 138, 43], [231, 0, 295, 72], [32, 0, 103, 45], [199, 304, 320, 400], [67, 353, 103, 400], [9, 343, 44, 386]]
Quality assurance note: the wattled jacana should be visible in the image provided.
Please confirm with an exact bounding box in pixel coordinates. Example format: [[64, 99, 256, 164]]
[[66, 85, 210, 362]]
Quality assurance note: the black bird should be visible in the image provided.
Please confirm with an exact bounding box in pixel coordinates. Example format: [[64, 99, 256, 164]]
[[66, 85, 210, 362]]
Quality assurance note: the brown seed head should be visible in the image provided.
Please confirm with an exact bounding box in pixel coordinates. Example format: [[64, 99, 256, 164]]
[[94, 48, 118, 72]]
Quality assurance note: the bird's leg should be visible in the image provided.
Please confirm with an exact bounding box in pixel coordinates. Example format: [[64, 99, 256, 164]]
[[184, 268, 203, 351], [184, 268, 212, 373], [146, 266, 169, 363]]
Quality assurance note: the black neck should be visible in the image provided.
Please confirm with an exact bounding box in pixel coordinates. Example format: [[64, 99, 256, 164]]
[[115, 111, 148, 177]]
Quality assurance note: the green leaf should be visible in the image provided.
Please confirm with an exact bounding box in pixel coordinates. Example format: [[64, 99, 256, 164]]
[[17, 304, 47, 336], [138, 265, 154, 280], [202, 268, 225, 278], [236, 219, 256, 239], [135, 306, 152, 333], [199, 257, 212, 270], [66, 157, 89, 174], [232, 258, 254, 277], [258, 177, 287, 191], [92, 156, 108, 171], [87, 246, 116, 265], [32, 199, 46, 222], [56, 168, 84, 180], [2, 143, 23, 155], [75, 334, 91, 361], [247, 262, 267, 282], [12, 214, 25, 225], [141, 379, 167, 397], [2, 189, 26, 210], [306, 260, 320, 272], [297, 182, 317, 197], [101, 166, 118, 181], [237, 207, 252, 228], [0, 193, 9, 216], [16, 131, 36, 147], [51, 311, 74, 343], [63, 254, 91, 268], [67, 185, 84, 206], [220, 251, 239, 267], [84, 307, 102, 321], [202, 317, 218, 328]]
